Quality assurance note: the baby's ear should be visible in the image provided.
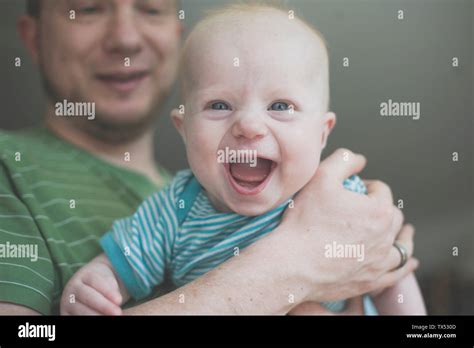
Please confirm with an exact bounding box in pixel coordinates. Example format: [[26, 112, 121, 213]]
[[171, 107, 186, 143], [321, 112, 336, 149]]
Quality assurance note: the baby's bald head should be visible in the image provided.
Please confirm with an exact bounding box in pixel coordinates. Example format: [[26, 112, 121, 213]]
[[172, 3, 336, 216], [180, 2, 330, 113]]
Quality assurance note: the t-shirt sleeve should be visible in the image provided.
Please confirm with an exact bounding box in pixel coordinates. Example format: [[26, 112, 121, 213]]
[[100, 185, 179, 300], [0, 161, 55, 315]]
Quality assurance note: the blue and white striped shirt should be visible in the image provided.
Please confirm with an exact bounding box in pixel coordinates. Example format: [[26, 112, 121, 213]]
[[101, 169, 376, 314]]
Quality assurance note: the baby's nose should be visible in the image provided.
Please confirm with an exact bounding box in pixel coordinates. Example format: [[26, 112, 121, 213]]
[[231, 113, 268, 140]]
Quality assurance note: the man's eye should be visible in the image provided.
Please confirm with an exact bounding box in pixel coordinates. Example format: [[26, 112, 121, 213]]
[[143, 7, 161, 15], [269, 101, 290, 111], [138, 4, 162, 15], [210, 102, 231, 111], [78, 6, 100, 14]]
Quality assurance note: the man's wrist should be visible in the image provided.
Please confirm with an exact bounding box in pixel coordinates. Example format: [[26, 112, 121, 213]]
[[255, 225, 313, 306]]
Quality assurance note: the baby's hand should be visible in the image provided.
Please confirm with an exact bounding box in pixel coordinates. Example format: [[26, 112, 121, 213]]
[[287, 301, 331, 315], [288, 297, 364, 315], [60, 254, 124, 315]]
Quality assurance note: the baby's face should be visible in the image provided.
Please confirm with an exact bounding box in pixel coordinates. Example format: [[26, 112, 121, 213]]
[[173, 11, 335, 215]]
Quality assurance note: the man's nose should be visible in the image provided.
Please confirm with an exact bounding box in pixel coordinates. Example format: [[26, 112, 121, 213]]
[[103, 8, 142, 56], [231, 112, 268, 141]]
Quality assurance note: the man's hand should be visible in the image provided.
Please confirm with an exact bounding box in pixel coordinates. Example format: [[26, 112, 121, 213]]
[[276, 148, 417, 305], [60, 254, 125, 315]]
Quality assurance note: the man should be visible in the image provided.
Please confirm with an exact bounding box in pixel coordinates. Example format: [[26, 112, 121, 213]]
[[0, 0, 417, 315]]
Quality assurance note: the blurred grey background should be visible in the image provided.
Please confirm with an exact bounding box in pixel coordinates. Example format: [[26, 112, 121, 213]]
[[0, 0, 472, 314]]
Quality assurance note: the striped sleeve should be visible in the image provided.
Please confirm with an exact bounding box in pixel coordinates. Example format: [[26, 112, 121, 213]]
[[0, 161, 55, 314], [100, 180, 181, 300]]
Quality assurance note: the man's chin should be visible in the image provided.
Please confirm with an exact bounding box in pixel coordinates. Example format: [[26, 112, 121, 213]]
[[97, 99, 153, 119], [98, 109, 151, 124], [80, 109, 157, 144]]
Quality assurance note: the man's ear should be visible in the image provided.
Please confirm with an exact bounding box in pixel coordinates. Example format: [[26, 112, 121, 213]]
[[321, 112, 336, 149], [171, 107, 186, 144], [17, 15, 40, 65]]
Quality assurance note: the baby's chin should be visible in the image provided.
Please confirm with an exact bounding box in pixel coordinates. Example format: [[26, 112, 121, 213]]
[[221, 184, 290, 216], [222, 196, 286, 217]]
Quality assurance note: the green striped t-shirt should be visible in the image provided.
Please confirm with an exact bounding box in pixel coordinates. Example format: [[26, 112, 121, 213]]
[[0, 127, 171, 314]]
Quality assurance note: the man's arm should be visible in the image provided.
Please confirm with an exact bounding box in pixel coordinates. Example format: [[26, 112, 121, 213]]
[[0, 160, 55, 315], [124, 221, 417, 315], [124, 149, 418, 315], [124, 232, 304, 315], [0, 302, 41, 315]]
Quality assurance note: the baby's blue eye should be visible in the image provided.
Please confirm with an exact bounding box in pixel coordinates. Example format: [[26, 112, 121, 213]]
[[210, 102, 230, 111], [270, 101, 290, 111]]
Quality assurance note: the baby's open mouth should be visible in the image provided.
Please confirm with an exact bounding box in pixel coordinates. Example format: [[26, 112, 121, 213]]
[[225, 158, 276, 195]]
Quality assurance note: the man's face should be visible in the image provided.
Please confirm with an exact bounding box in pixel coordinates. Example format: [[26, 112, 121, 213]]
[[34, 0, 181, 132]]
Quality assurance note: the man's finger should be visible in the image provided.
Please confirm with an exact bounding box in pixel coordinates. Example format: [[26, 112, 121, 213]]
[[318, 148, 367, 182], [382, 223, 415, 271], [364, 180, 394, 205], [396, 223, 415, 255], [389, 207, 405, 240], [374, 258, 419, 291]]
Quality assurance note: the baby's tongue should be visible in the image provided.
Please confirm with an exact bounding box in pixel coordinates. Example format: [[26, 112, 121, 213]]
[[230, 158, 272, 183]]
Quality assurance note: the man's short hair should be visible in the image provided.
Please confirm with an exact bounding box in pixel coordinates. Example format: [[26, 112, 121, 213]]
[[25, 0, 181, 18], [26, 0, 41, 18]]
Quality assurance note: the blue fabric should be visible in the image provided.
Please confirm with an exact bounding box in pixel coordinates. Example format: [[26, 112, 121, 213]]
[[100, 233, 149, 300], [177, 176, 202, 225], [363, 295, 378, 315]]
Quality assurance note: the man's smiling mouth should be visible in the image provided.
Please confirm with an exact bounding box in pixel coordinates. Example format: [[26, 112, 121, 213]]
[[96, 70, 150, 94], [224, 158, 277, 195]]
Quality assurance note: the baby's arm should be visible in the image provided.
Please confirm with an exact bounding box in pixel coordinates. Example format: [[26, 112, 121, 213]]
[[288, 297, 365, 315], [372, 272, 426, 315], [60, 254, 130, 315]]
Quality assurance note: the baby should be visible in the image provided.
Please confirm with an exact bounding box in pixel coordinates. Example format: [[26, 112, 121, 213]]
[[61, 3, 425, 315]]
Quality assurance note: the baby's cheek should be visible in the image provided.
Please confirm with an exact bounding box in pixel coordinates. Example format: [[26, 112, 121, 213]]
[[281, 137, 322, 193], [187, 135, 214, 169], [185, 125, 223, 181]]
